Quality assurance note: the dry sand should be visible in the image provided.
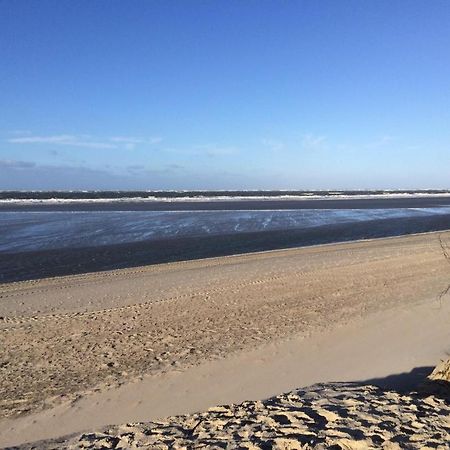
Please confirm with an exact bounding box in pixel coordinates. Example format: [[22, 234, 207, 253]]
[[26, 377, 450, 449], [1, 231, 450, 447]]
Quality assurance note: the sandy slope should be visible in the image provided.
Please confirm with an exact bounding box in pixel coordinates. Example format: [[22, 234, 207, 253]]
[[1, 231, 450, 447], [22, 379, 450, 449]]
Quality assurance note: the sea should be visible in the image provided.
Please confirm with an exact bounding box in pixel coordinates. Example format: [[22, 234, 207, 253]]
[[2, 190, 450, 282]]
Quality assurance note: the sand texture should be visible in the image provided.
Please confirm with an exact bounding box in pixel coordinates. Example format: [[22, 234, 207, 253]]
[[1, 232, 450, 447], [14, 374, 450, 449], [429, 359, 450, 384]]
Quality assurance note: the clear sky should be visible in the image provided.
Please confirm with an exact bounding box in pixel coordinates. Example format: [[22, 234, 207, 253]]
[[1, 0, 450, 190]]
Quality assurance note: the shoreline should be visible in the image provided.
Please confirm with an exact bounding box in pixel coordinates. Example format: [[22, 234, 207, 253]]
[[1, 226, 449, 287], [2, 213, 450, 283], [0, 192, 450, 211]]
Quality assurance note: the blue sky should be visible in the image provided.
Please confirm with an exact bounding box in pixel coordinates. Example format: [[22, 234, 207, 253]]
[[1, 0, 450, 190]]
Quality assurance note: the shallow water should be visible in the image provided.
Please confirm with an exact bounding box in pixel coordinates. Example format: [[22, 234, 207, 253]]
[[2, 207, 450, 253]]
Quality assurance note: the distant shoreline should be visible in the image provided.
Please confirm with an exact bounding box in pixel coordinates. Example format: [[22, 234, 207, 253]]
[[3, 194, 450, 211]]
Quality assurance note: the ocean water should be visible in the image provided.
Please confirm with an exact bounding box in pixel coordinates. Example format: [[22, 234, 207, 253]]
[[2, 207, 450, 254], [1, 189, 450, 203]]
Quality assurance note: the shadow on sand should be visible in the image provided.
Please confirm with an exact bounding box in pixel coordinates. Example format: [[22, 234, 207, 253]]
[[356, 365, 449, 400]]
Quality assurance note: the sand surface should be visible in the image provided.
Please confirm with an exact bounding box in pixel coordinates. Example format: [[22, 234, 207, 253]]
[[1, 232, 450, 447], [24, 380, 450, 449]]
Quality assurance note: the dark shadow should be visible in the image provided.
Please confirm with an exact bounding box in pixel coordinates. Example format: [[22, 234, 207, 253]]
[[354, 365, 450, 400], [360, 366, 435, 392]]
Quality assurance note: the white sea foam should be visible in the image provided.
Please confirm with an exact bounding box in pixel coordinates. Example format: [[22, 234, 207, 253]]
[[2, 192, 450, 204]]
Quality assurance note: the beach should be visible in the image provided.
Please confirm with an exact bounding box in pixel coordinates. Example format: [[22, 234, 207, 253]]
[[4, 0, 450, 446], [1, 231, 450, 447]]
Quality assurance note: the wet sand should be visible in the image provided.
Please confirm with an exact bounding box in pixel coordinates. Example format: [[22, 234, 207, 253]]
[[1, 231, 450, 447]]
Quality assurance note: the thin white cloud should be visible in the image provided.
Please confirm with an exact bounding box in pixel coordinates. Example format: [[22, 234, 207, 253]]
[[109, 137, 143, 144], [7, 134, 163, 150], [261, 138, 284, 152], [110, 136, 163, 150], [110, 136, 162, 145], [194, 144, 238, 157], [301, 134, 327, 150], [8, 135, 116, 149], [366, 135, 397, 149]]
